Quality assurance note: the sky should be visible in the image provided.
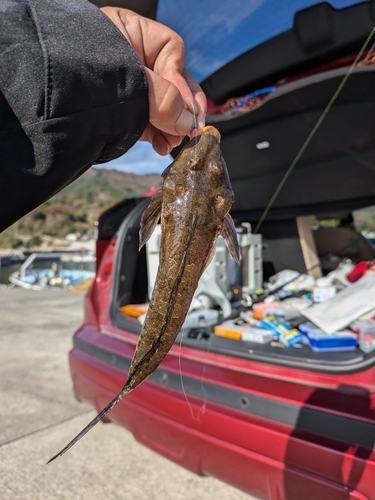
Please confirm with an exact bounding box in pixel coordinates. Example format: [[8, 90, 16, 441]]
[[97, 141, 171, 175]]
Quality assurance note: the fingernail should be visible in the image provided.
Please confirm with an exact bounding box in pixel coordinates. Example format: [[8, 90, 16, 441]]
[[198, 119, 206, 131], [175, 109, 195, 135]]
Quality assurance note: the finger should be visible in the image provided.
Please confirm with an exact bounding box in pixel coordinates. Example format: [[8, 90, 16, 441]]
[[146, 48, 206, 132], [140, 124, 183, 156], [153, 131, 183, 155], [104, 8, 184, 73], [150, 66, 206, 137], [138, 26, 207, 127], [140, 125, 170, 155], [100, 8, 207, 129], [109, 10, 203, 118], [183, 69, 207, 130], [119, 11, 185, 74], [145, 67, 195, 137]]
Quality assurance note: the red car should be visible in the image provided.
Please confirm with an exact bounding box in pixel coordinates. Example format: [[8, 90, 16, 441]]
[[70, 1, 375, 498]]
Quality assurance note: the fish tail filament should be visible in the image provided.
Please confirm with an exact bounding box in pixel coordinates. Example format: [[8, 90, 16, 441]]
[[46, 386, 131, 464]]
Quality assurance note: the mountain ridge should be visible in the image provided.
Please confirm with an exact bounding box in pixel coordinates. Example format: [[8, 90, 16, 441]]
[[0, 167, 162, 249]]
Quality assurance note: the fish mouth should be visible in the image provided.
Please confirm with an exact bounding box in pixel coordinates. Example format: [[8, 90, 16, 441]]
[[186, 126, 222, 172], [197, 126, 221, 143]]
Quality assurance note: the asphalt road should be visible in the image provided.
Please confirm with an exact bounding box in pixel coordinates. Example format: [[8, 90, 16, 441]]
[[0, 287, 253, 500]]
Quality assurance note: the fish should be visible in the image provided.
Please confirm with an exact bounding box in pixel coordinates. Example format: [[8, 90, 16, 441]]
[[47, 125, 240, 463]]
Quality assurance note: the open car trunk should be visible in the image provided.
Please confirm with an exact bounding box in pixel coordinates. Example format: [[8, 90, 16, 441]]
[[104, 1, 375, 375], [105, 191, 375, 375]]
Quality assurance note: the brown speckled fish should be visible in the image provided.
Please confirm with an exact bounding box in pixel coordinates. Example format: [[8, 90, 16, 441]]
[[47, 126, 240, 463]]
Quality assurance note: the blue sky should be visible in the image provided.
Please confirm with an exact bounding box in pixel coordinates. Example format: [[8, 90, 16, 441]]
[[97, 141, 171, 175]]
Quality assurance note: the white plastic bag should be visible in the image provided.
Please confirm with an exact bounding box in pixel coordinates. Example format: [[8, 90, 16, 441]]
[[302, 272, 375, 334]]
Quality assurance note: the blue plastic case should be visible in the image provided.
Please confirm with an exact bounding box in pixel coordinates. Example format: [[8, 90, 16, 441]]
[[299, 322, 358, 352]]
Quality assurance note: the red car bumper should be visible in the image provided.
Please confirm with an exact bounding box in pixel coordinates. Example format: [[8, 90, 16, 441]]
[[70, 323, 375, 500]]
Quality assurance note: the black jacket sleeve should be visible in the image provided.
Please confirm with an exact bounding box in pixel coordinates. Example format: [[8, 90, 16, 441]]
[[0, 0, 149, 232]]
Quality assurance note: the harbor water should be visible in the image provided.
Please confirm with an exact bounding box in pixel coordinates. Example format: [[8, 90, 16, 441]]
[[0, 258, 94, 285]]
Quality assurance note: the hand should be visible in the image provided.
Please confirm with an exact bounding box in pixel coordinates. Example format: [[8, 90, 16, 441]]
[[100, 7, 207, 155]]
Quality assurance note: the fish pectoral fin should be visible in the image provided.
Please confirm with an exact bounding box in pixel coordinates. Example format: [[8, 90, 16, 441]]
[[139, 190, 163, 250], [221, 213, 241, 265]]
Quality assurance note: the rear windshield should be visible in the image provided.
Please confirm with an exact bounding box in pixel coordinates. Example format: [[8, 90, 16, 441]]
[[157, 0, 364, 82]]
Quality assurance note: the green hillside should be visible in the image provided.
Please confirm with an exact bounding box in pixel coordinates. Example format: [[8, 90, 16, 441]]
[[0, 168, 162, 249]]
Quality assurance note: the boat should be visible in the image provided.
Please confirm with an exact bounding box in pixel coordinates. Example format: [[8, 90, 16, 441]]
[[9, 252, 95, 292]]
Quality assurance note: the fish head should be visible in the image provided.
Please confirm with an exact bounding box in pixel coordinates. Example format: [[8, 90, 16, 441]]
[[140, 126, 240, 264], [162, 126, 234, 219]]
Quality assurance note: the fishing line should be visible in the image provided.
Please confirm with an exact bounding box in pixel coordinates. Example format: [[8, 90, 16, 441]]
[[190, 98, 198, 136], [176, 99, 201, 421], [254, 25, 375, 235], [177, 100, 209, 421], [178, 329, 201, 421], [197, 332, 211, 421], [178, 329, 207, 422], [190, 98, 199, 153]]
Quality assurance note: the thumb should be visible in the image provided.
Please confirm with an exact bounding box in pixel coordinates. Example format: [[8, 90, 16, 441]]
[[145, 67, 195, 137]]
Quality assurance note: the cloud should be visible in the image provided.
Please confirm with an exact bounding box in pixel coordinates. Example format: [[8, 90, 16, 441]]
[[97, 142, 172, 175]]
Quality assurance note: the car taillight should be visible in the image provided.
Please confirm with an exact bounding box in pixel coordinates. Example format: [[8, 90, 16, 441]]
[[83, 285, 98, 325], [90, 239, 116, 325], [95, 238, 111, 273]]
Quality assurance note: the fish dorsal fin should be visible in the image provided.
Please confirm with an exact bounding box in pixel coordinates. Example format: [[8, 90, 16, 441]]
[[221, 213, 241, 265], [139, 190, 163, 250]]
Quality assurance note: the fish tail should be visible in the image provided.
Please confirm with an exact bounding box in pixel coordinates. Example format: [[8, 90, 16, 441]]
[[46, 385, 131, 464]]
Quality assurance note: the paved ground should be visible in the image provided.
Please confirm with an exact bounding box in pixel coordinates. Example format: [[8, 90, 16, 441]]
[[0, 288, 253, 500]]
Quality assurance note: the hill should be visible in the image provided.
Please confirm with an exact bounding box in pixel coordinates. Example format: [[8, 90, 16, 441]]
[[58, 168, 162, 203], [0, 168, 162, 249]]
